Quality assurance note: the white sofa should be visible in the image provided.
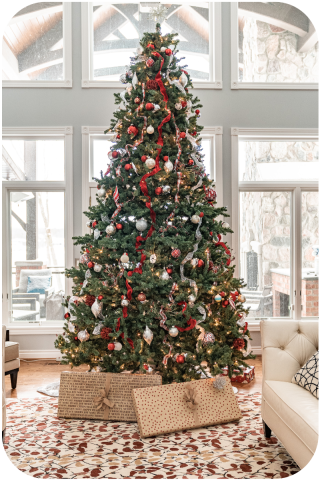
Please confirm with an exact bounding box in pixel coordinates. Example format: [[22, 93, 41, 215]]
[[261, 320, 318, 469]]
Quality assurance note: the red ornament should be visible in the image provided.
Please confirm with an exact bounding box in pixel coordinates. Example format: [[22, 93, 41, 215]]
[[146, 103, 154, 111], [172, 249, 181, 259], [155, 187, 162, 195], [112, 151, 118, 159], [127, 125, 138, 136], [147, 43, 154, 49], [180, 132, 186, 139], [86, 248, 90, 253], [181, 100, 187, 108], [116, 134, 120, 139], [64, 313, 70, 319], [137, 292, 146, 301], [143, 363, 149, 370], [74, 337, 78, 341], [101, 327, 112, 340], [146, 202, 151, 208], [163, 155, 169, 162], [220, 291, 226, 297], [92, 221, 97, 228], [205, 188, 217, 201], [146, 58, 154, 67], [195, 109, 200, 115], [85, 295, 96, 307], [191, 131, 197, 136], [208, 261, 214, 271], [188, 159, 194, 166], [165, 48, 172, 56], [199, 212, 204, 217], [233, 338, 245, 350], [108, 343, 115, 351], [141, 155, 147, 162], [98, 295, 104, 300], [87, 261, 94, 269], [198, 259, 204, 267], [146, 79, 158, 90], [234, 291, 239, 296], [134, 97, 141, 104], [125, 163, 132, 171], [116, 223, 122, 230], [176, 354, 185, 364], [223, 300, 229, 306], [166, 268, 173, 274], [128, 271, 133, 277]]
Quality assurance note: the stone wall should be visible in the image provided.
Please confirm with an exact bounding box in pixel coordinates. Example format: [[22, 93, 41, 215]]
[[240, 18, 319, 83]]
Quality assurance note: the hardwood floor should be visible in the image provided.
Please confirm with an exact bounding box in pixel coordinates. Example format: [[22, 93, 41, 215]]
[[5, 356, 262, 399]]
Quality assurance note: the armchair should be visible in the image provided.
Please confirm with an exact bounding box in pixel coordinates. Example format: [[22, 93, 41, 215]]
[[13, 269, 53, 318]]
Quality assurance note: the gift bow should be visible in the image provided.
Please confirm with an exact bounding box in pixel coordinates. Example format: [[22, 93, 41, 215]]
[[93, 374, 115, 420], [183, 383, 200, 424]]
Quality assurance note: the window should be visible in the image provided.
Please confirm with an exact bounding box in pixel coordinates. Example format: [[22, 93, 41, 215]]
[[231, 128, 318, 322], [2, 3, 72, 87], [2, 127, 73, 325], [231, 2, 318, 89], [81, 2, 222, 88], [81, 126, 223, 233]]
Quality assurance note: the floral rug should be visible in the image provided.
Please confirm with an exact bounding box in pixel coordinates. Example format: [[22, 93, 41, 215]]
[[4, 392, 299, 479]]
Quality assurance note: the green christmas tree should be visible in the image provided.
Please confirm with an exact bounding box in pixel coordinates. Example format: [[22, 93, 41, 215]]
[[55, 24, 254, 384]]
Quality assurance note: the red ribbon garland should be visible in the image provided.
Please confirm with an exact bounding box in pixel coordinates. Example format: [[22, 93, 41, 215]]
[[116, 318, 134, 349], [216, 234, 231, 265], [175, 302, 196, 332], [152, 52, 169, 102]]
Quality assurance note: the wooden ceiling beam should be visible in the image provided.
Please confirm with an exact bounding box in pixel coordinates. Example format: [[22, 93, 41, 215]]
[[9, 2, 63, 25]]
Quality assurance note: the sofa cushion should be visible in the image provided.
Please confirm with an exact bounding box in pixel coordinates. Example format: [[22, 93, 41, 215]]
[[27, 275, 51, 294], [292, 352, 319, 399], [19, 269, 52, 293], [263, 380, 318, 454], [5, 342, 19, 363]]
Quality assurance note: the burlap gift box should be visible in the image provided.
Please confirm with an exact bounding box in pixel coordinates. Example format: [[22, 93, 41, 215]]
[[58, 371, 161, 422], [132, 377, 242, 438]]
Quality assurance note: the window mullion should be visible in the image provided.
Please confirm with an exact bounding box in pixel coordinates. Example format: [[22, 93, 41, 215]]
[[292, 187, 302, 319]]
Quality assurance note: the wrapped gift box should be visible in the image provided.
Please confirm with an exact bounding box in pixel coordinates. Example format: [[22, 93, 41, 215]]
[[58, 371, 161, 422], [132, 377, 242, 438], [221, 365, 255, 384]]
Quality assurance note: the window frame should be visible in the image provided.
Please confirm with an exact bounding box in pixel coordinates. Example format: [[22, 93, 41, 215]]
[[81, 125, 223, 234], [2, 126, 74, 332], [2, 3, 73, 88], [81, 2, 222, 89], [231, 127, 319, 328], [230, 2, 318, 90]]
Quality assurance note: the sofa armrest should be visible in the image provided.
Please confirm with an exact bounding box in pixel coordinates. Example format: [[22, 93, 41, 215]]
[[12, 292, 40, 302], [261, 320, 318, 384]]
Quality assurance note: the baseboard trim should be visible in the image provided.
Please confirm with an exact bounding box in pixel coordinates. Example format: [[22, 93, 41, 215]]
[[251, 347, 262, 355], [20, 350, 62, 360]]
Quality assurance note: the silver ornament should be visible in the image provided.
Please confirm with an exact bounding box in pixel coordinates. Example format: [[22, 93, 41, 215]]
[[169, 326, 179, 337], [136, 218, 148, 232], [175, 103, 182, 110], [86, 221, 92, 228], [147, 125, 154, 134], [85, 269, 91, 279], [93, 322, 104, 335], [146, 157, 156, 169], [213, 376, 227, 391], [114, 342, 122, 351], [132, 72, 138, 88], [126, 85, 133, 94], [91, 366, 102, 373], [150, 254, 157, 264], [143, 325, 153, 345], [164, 160, 173, 173], [119, 73, 127, 84], [191, 215, 200, 224], [94, 263, 102, 272], [154, 104, 160, 110], [94, 229, 100, 240], [238, 294, 246, 303], [203, 332, 215, 345], [188, 294, 196, 303], [222, 222, 230, 228], [79, 253, 89, 264], [68, 321, 75, 333], [120, 253, 129, 263], [106, 225, 116, 235], [161, 46, 166, 52], [91, 299, 102, 318], [191, 258, 198, 267], [78, 329, 90, 342], [121, 298, 129, 307], [179, 72, 188, 87], [162, 185, 171, 194], [97, 188, 106, 198], [161, 270, 170, 281]]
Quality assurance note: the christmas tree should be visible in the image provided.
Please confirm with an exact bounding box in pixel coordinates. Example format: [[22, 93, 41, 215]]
[[55, 23, 254, 384]]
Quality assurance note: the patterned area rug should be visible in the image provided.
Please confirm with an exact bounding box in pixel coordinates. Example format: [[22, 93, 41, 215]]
[[4, 393, 299, 479]]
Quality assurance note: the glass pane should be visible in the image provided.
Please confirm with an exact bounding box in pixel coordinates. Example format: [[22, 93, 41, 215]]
[[91, 136, 113, 179], [93, 3, 210, 81], [2, 138, 64, 181], [301, 191, 319, 317], [201, 138, 212, 178], [240, 191, 291, 319], [238, 2, 318, 83], [239, 141, 319, 181], [2, 2, 64, 81], [10, 191, 65, 321]]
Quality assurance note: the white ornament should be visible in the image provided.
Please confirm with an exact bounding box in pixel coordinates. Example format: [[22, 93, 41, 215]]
[[121, 298, 129, 307], [191, 215, 200, 224], [114, 342, 123, 351], [78, 329, 90, 342], [191, 258, 198, 267], [222, 222, 230, 228], [161, 270, 170, 281], [132, 72, 138, 88], [126, 85, 133, 94], [154, 104, 160, 111], [143, 325, 153, 345], [146, 157, 156, 169], [120, 253, 129, 263], [126, 184, 130, 189], [106, 225, 116, 235], [150, 254, 157, 264], [136, 46, 143, 55], [86, 221, 92, 228], [162, 185, 171, 194], [68, 321, 75, 333], [179, 72, 188, 87], [188, 294, 196, 303], [91, 299, 102, 318], [97, 188, 106, 198], [80, 253, 89, 264], [93, 322, 104, 335], [169, 326, 179, 337], [147, 125, 154, 134], [164, 160, 173, 173], [94, 264, 102, 272], [94, 229, 100, 240], [161, 46, 166, 52], [175, 103, 182, 110], [136, 218, 148, 232]]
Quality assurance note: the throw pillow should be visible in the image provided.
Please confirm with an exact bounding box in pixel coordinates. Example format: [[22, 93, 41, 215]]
[[27, 276, 51, 294], [292, 352, 319, 399]]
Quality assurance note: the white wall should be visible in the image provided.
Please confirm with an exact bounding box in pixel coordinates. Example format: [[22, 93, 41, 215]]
[[3, 3, 318, 355]]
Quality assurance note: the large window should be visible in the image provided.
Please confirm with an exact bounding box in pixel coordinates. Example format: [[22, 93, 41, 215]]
[[231, 2, 318, 89], [2, 127, 73, 325], [2, 3, 72, 87], [81, 2, 222, 88], [232, 128, 318, 322], [81, 126, 223, 233]]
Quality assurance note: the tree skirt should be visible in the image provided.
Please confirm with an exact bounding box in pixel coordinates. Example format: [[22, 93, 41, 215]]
[[4, 393, 299, 479]]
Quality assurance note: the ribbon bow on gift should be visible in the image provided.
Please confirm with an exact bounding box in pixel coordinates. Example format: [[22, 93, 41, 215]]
[[183, 383, 200, 424], [93, 375, 114, 420]]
